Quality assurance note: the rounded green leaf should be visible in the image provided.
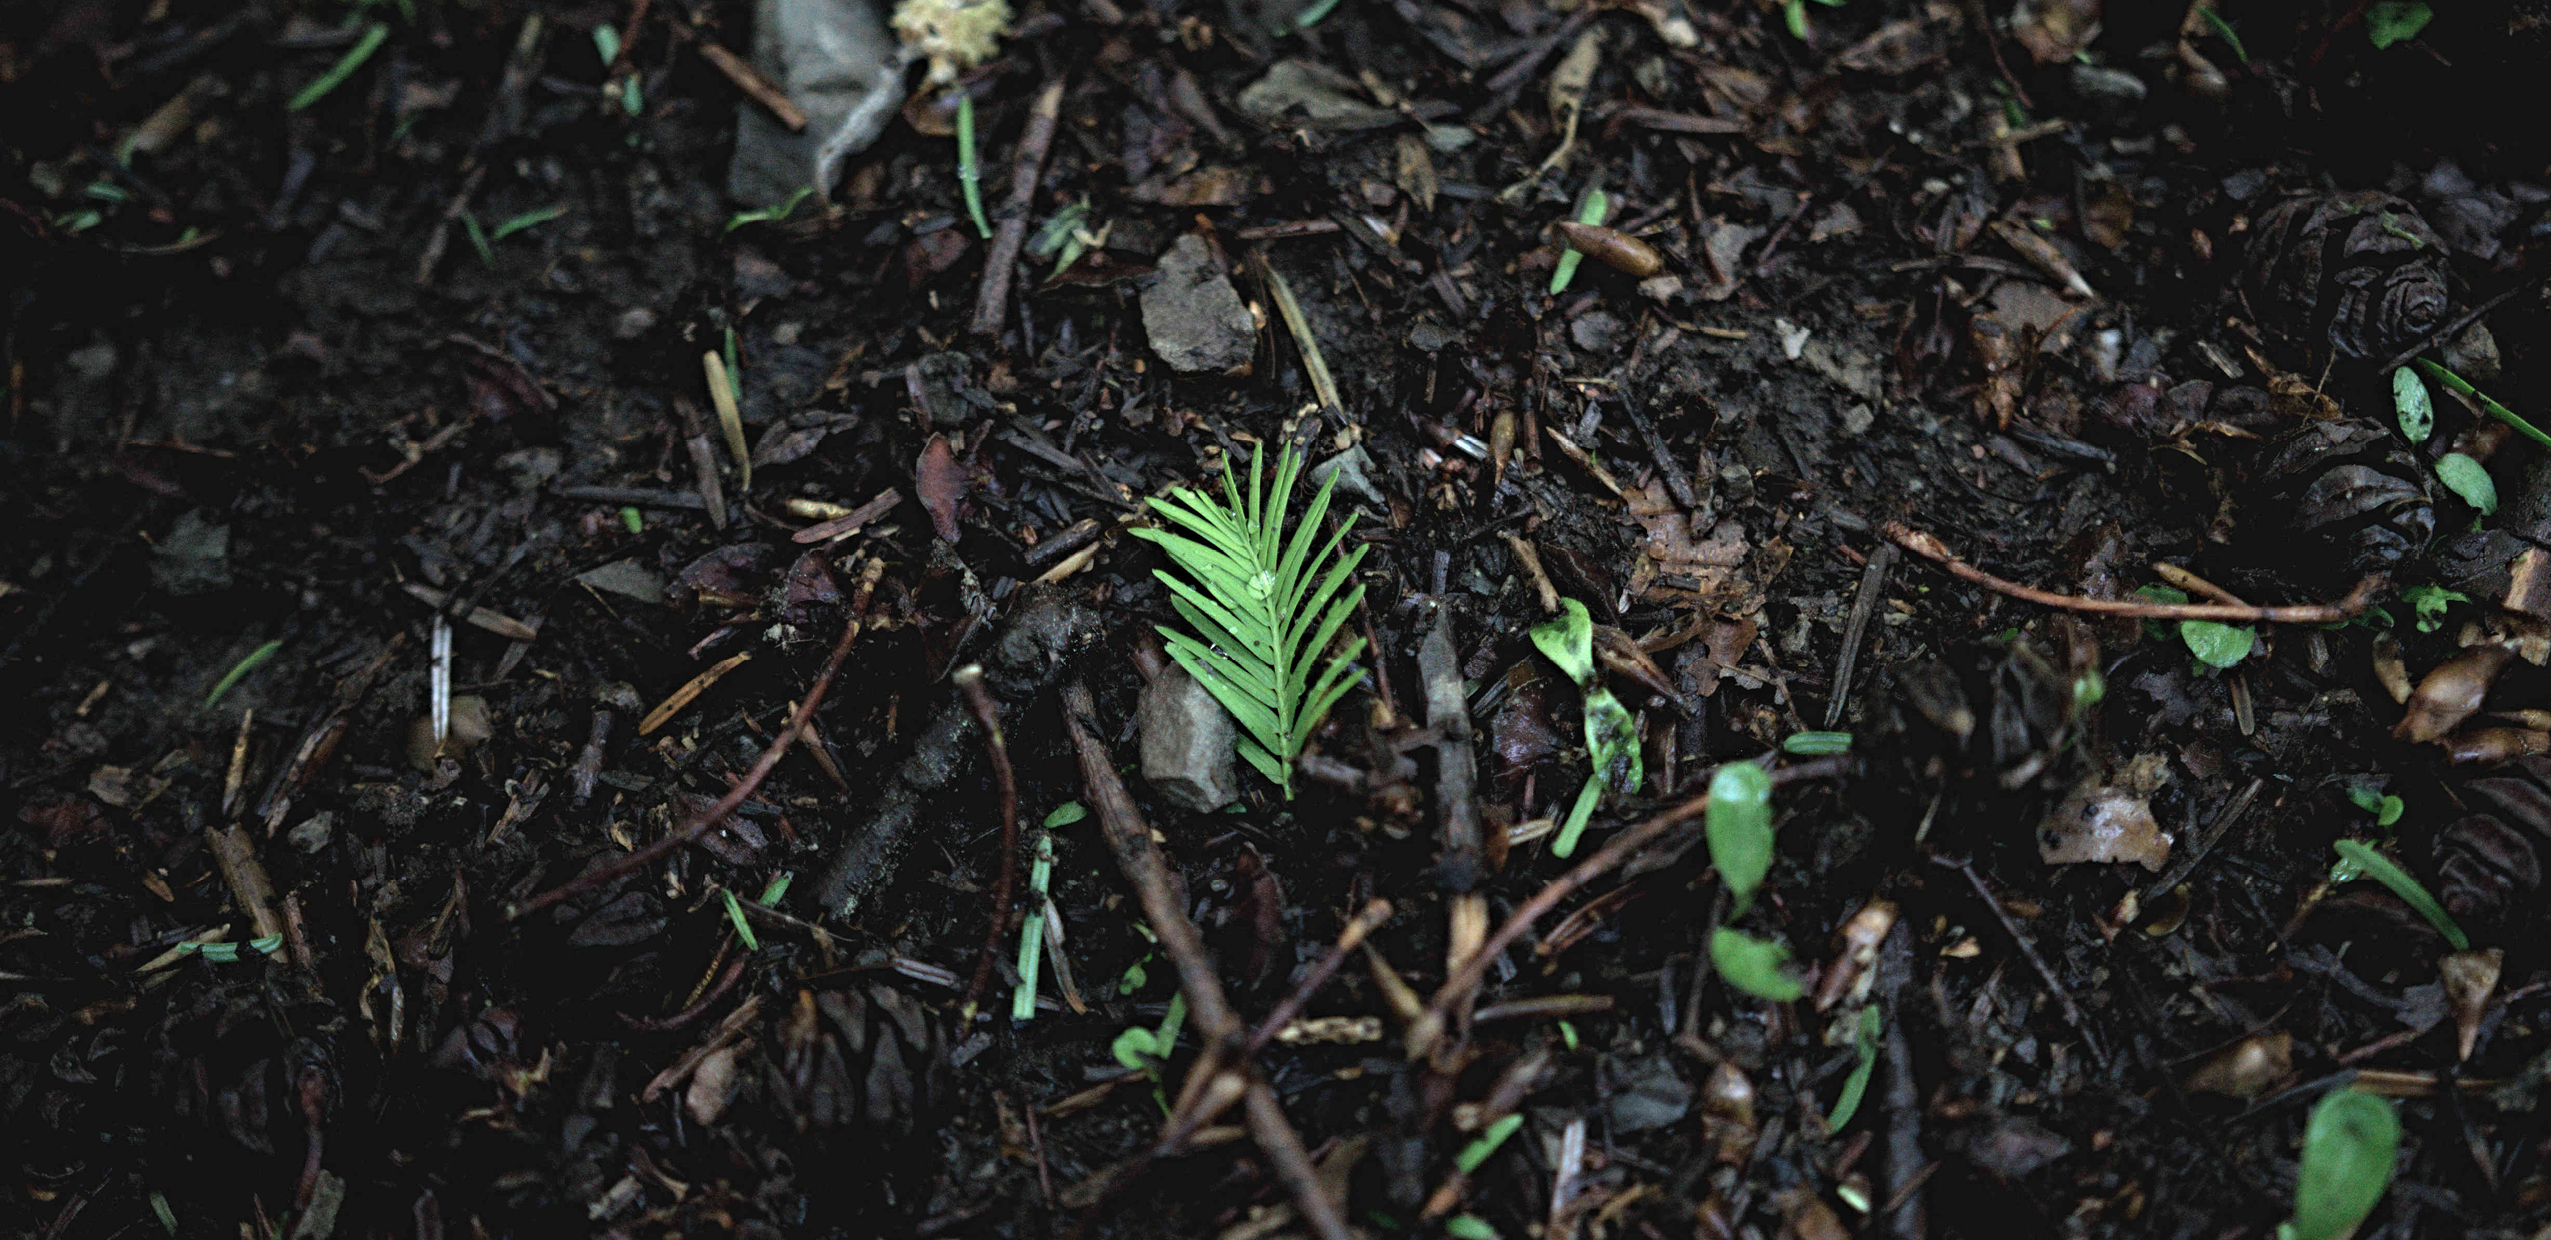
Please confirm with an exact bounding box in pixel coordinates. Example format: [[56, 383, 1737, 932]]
[[1710, 928, 1803, 1001], [2285, 1089, 2399, 1240], [2179, 620, 2255, 668], [2365, 0, 2432, 48], [1707, 763, 1775, 909], [2392, 367, 2432, 443], [2436, 453, 2498, 515], [1528, 598, 1596, 686]]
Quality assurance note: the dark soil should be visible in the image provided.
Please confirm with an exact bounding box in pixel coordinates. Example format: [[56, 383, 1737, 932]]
[[7, 0, 2551, 1238]]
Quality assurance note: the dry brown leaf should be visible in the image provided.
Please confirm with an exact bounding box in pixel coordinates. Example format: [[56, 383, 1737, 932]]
[[917, 433, 966, 543], [2037, 775, 2173, 869]]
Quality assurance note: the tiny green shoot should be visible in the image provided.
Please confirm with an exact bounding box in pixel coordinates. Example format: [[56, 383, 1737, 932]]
[[619, 506, 644, 533], [2401, 584, 2467, 633], [1549, 188, 1609, 295], [2280, 1089, 2400, 1240], [592, 26, 642, 115], [287, 22, 391, 112], [2435, 453, 2498, 515], [2365, 0, 2433, 48], [721, 889, 761, 950], [724, 186, 818, 236], [1710, 928, 1804, 1001], [1529, 598, 1641, 856], [1110, 992, 1188, 1110], [207, 640, 285, 707], [461, 213, 495, 265], [2391, 367, 2432, 443], [2331, 839, 2468, 950], [2198, 5, 2250, 63], [2415, 359, 2551, 451], [1783, 0, 1810, 39], [1782, 731, 1853, 756], [1444, 1216, 1498, 1240], [1294, 0, 1345, 28], [1029, 199, 1090, 258], [758, 872, 793, 904], [1045, 801, 1088, 828], [1824, 1004, 1883, 1131], [1706, 762, 1774, 912], [957, 93, 991, 239], [1455, 1113, 1524, 1174], [1130, 443, 1369, 797], [1013, 826, 1056, 1021], [487, 204, 568, 244], [1557, 1019, 1579, 1052], [149, 1189, 178, 1235], [2345, 785, 2405, 828]]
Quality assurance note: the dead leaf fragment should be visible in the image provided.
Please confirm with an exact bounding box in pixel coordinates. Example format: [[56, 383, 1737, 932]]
[[2182, 1031, 2292, 1099], [2397, 643, 2513, 743], [2037, 777, 2172, 870], [2439, 948, 2501, 1061], [917, 434, 965, 542]]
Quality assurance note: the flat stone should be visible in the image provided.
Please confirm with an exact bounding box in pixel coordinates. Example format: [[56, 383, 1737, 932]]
[[1139, 661, 1242, 812], [151, 509, 232, 596], [1141, 235, 1257, 372]]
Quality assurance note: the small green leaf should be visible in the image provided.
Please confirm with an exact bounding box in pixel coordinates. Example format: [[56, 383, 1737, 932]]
[[1445, 1215, 1499, 1240], [1782, 731, 1854, 755], [287, 22, 391, 112], [2282, 1089, 2400, 1240], [461, 213, 494, 265], [2331, 839, 2469, 950], [721, 889, 761, 951], [724, 186, 818, 235], [2179, 620, 2256, 668], [1293, 0, 1344, 28], [1119, 958, 1149, 994], [1044, 802, 1089, 828], [2401, 583, 2467, 633], [1783, 0, 1809, 39], [1456, 1113, 1524, 1174], [2378, 796, 2403, 827], [1028, 200, 1090, 258], [2437, 453, 2498, 515], [2072, 668, 2106, 711], [1529, 599, 1597, 686], [1825, 1005, 1883, 1131], [1583, 686, 1642, 798], [2365, 0, 2432, 48], [2198, 5, 2250, 64], [1706, 763, 1775, 911], [1710, 928, 1804, 1001], [2392, 367, 2433, 443], [2346, 785, 2385, 815], [1112, 1027, 1160, 1072], [618, 506, 644, 533], [1557, 1019, 1579, 1052]]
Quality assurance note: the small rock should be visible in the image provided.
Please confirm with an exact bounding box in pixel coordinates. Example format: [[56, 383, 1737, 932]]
[[151, 509, 232, 596], [1569, 311, 1628, 354], [1603, 1055, 1691, 1132], [495, 447, 562, 494], [1309, 445, 1387, 511], [2445, 322, 2501, 383], [1139, 662, 1242, 812], [1963, 1114, 2072, 1180], [406, 696, 495, 772], [597, 681, 646, 711], [65, 341, 119, 381], [1235, 60, 1400, 131], [1141, 235, 1257, 372], [2068, 65, 2147, 122], [576, 559, 669, 605], [612, 307, 659, 340], [288, 811, 338, 855], [1840, 403, 1876, 436]]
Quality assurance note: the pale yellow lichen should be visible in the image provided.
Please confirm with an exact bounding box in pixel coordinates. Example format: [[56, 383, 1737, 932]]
[[891, 0, 1011, 86]]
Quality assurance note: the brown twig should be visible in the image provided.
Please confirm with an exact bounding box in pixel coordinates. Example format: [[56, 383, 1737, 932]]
[[1408, 755, 1858, 1059], [970, 80, 1067, 338], [1882, 521, 2383, 622], [413, 165, 486, 286], [688, 39, 809, 130], [1060, 682, 1353, 1240], [957, 665, 1020, 1018], [1826, 542, 1894, 729], [508, 559, 883, 920], [1934, 855, 2106, 1067]]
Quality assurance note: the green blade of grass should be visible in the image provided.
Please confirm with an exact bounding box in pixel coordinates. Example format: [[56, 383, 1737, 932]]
[[461, 214, 495, 266], [206, 640, 285, 707], [2414, 358, 2551, 451], [958, 93, 991, 239], [486, 203, 568, 243], [288, 23, 392, 112], [2330, 839, 2468, 950]]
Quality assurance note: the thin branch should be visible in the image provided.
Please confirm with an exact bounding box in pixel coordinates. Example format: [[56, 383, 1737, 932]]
[[1881, 521, 2383, 622], [957, 664, 1020, 1018], [507, 559, 884, 920], [970, 80, 1067, 338], [1408, 755, 1858, 1060], [1061, 681, 1351, 1240]]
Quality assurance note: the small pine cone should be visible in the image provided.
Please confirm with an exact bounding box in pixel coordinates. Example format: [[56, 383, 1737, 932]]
[[2436, 756, 2551, 928], [2244, 418, 2433, 581], [2240, 192, 2451, 362]]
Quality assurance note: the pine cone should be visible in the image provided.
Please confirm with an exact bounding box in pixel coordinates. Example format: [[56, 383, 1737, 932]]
[[2240, 192, 2451, 362], [2436, 755, 2551, 929], [2243, 418, 2433, 581]]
